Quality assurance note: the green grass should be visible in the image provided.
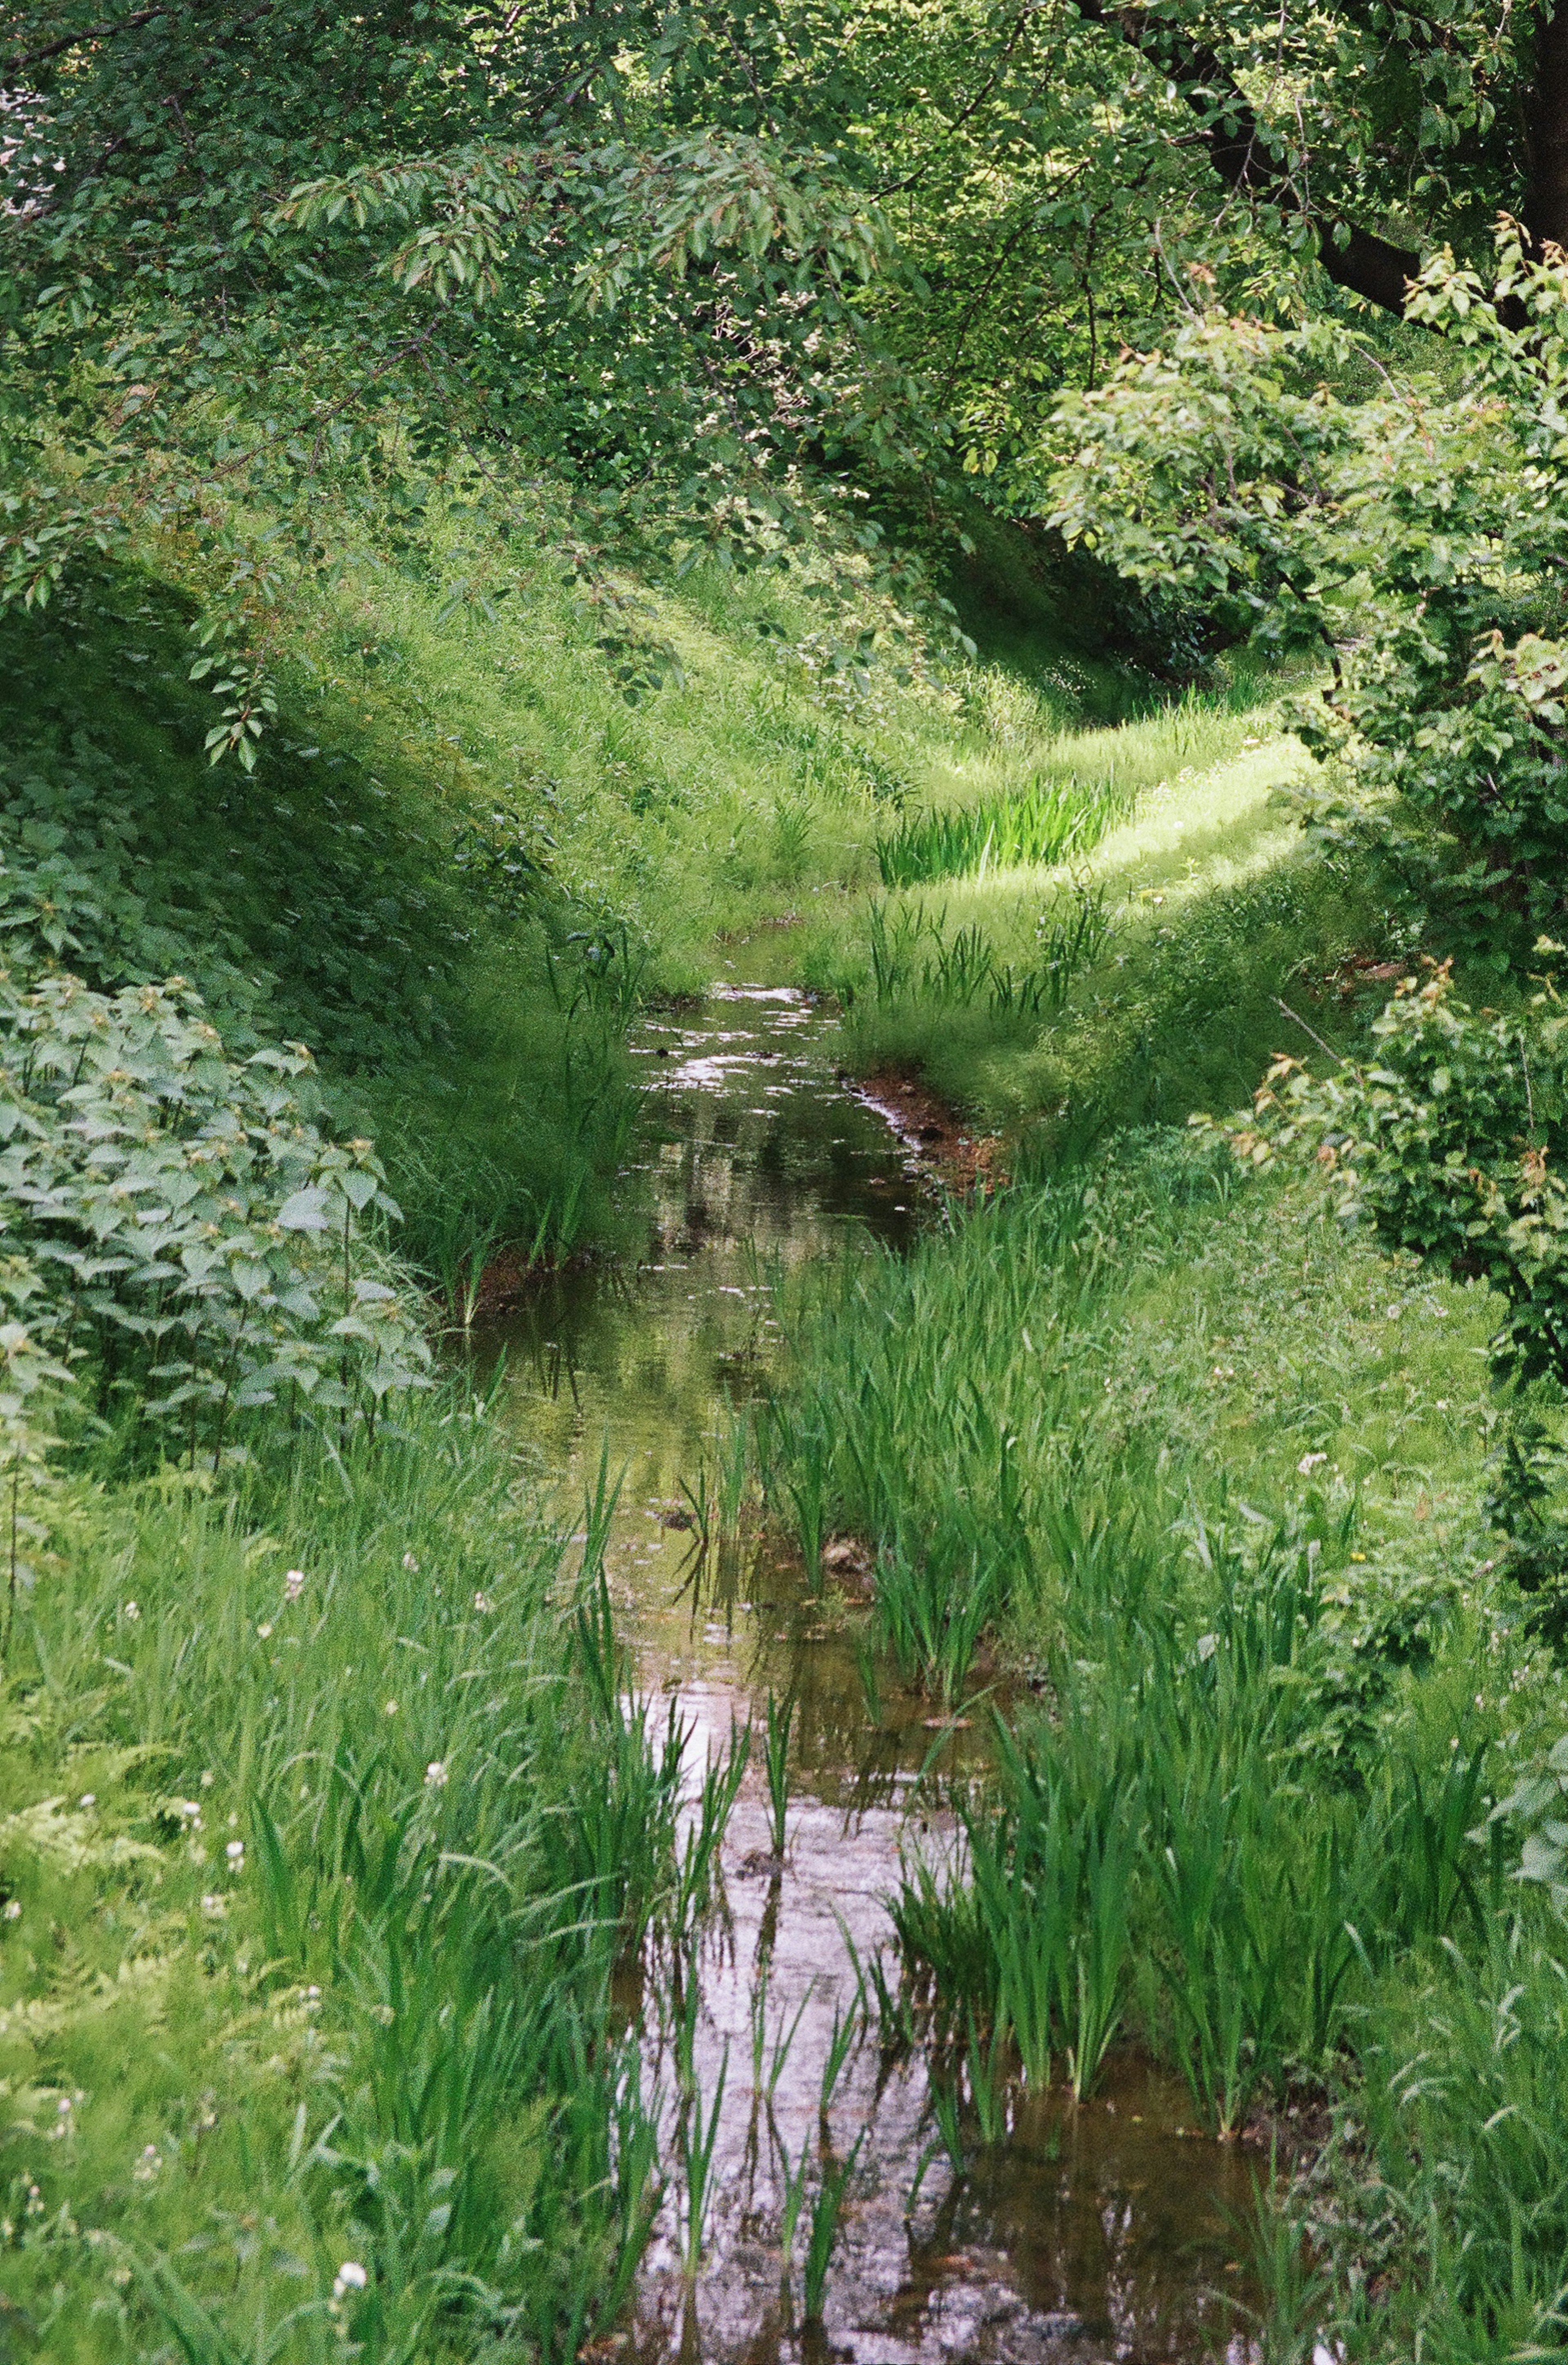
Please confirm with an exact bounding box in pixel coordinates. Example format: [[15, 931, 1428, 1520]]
[[0, 1394, 679, 2363], [762, 1125, 1568, 2354], [799, 718, 1383, 1142]]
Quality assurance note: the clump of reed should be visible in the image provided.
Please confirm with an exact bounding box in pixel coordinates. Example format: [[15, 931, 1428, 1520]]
[[852, 886, 1112, 1022], [893, 1583, 1502, 2122], [0, 1393, 688, 2364], [873, 682, 1262, 890], [875, 772, 1128, 889]]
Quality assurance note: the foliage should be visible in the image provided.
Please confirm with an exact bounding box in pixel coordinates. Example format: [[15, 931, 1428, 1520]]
[[1230, 963, 1568, 1392], [1490, 1733, 1568, 1910], [1050, 233, 1568, 968], [0, 967, 430, 1463], [8, 0, 1568, 755]]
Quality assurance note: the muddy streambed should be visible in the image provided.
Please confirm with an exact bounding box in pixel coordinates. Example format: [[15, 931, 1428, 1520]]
[[477, 986, 1265, 2365]]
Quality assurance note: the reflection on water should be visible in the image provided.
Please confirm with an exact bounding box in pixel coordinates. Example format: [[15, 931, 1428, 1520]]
[[480, 986, 1263, 2364]]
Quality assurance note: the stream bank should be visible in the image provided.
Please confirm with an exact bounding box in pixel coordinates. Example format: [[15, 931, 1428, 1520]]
[[477, 985, 1265, 2365]]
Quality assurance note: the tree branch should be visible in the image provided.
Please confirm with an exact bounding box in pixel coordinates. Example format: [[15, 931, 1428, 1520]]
[[1074, 0, 1421, 316], [2, 6, 168, 88], [1524, 0, 1568, 255]]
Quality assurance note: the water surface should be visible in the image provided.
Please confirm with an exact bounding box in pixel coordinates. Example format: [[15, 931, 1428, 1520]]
[[481, 986, 1261, 2365]]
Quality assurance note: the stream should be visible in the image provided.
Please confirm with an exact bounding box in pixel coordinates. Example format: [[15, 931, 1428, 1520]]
[[478, 984, 1265, 2365]]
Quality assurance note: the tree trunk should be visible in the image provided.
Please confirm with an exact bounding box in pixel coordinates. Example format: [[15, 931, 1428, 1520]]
[[1525, 2, 1568, 255]]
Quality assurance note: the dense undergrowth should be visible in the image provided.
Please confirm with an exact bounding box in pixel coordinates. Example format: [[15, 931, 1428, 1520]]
[[5, 435, 1559, 2363]]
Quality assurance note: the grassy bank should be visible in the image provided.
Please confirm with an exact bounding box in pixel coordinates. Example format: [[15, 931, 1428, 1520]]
[[1, 435, 1488, 2361], [759, 1127, 1568, 2355], [798, 706, 1383, 1147], [0, 1405, 679, 2363]]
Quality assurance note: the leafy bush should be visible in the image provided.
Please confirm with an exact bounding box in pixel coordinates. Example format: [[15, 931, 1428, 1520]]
[[0, 968, 429, 1464], [1231, 961, 1568, 1389], [1049, 233, 1568, 974]]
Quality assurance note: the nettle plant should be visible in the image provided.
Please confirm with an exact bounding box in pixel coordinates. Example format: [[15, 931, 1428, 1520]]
[[1048, 225, 1568, 972], [0, 969, 430, 1466]]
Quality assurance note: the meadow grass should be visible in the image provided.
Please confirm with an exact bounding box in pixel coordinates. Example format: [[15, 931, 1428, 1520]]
[[802, 727, 1381, 1140]]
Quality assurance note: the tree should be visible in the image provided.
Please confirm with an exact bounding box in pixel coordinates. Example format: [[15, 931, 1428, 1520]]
[[4, 0, 1565, 720]]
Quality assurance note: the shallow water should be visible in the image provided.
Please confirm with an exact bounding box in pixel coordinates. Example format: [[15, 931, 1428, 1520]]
[[480, 986, 1263, 2365]]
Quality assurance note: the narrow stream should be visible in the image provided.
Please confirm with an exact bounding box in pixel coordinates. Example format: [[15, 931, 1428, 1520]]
[[478, 985, 1263, 2365]]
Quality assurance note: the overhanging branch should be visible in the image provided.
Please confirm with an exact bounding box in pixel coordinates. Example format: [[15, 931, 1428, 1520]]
[[1074, 0, 1421, 316]]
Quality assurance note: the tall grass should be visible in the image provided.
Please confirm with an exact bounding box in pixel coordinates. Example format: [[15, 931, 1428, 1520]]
[[0, 1392, 682, 2363], [875, 771, 1134, 888], [853, 887, 1113, 1025], [765, 1107, 1568, 2355]]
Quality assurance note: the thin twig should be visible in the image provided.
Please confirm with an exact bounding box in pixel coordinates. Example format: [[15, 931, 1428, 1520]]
[[1275, 996, 1347, 1065]]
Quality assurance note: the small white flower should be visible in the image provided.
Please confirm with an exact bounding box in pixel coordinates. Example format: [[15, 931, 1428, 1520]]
[[284, 1569, 305, 1601], [1296, 1452, 1328, 1475], [122, 1601, 140, 1623], [256, 1621, 273, 1640], [78, 1793, 95, 1809], [473, 1590, 492, 1614], [424, 1760, 448, 1790], [3, 1900, 20, 1922], [334, 2261, 368, 2298], [384, 1699, 398, 1717], [200, 1892, 226, 1917], [56, 2096, 72, 2116], [200, 1768, 214, 1788], [225, 1839, 245, 1866], [175, 1799, 203, 1828], [402, 1552, 419, 1572]]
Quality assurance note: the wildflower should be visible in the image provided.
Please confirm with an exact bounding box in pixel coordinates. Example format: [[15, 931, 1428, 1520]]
[[473, 1590, 492, 1614], [225, 1839, 245, 1867], [200, 1769, 214, 1788], [334, 2261, 368, 2299], [256, 1621, 273, 1640], [78, 1793, 95, 1809], [402, 1552, 419, 1572], [200, 1893, 226, 1917], [284, 1569, 305, 1601], [1296, 1452, 1328, 1475], [123, 1601, 140, 1622], [424, 1760, 448, 1789], [3, 1900, 20, 1922], [133, 2144, 162, 2182], [384, 1699, 398, 1716]]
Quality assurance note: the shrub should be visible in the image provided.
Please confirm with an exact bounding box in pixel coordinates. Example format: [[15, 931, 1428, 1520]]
[[0, 968, 429, 1464]]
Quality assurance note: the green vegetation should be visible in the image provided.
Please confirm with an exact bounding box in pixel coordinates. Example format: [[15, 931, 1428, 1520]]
[[0, 1399, 680, 2362], [761, 1126, 1568, 2353], [11, 2, 1568, 2359]]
